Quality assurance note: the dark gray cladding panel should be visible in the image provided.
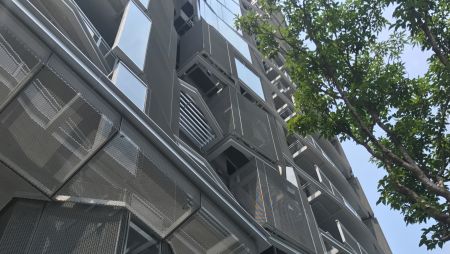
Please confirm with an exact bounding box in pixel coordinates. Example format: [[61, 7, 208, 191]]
[[208, 24, 232, 74], [0, 199, 128, 254], [143, 0, 179, 135], [0, 162, 47, 212], [178, 20, 207, 67]]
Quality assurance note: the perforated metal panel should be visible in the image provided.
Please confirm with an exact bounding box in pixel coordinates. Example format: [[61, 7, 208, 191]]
[[0, 162, 46, 211], [0, 199, 128, 254], [0, 199, 44, 254], [29, 202, 128, 254], [58, 120, 200, 238], [238, 94, 277, 161], [0, 27, 40, 107], [0, 63, 120, 194], [230, 160, 316, 252], [167, 198, 256, 254]]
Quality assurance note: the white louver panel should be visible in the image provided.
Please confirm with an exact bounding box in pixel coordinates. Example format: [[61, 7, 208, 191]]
[[179, 91, 215, 148]]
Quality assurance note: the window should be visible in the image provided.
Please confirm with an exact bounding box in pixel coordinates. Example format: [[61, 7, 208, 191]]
[[199, 0, 252, 62], [112, 62, 148, 110], [114, 1, 151, 70], [235, 58, 265, 100]]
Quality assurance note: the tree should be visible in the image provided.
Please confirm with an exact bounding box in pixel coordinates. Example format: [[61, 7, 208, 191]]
[[237, 0, 450, 249]]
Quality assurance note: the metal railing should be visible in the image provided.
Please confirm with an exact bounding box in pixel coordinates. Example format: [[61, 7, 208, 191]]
[[337, 220, 369, 254], [315, 165, 360, 219], [66, 0, 117, 73]]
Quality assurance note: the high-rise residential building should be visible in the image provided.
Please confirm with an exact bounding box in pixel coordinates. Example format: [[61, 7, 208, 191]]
[[0, 0, 391, 253]]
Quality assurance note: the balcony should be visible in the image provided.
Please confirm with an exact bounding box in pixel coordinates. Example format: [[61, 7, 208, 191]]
[[287, 134, 367, 217], [26, 0, 119, 74], [204, 85, 278, 162], [229, 158, 317, 253]]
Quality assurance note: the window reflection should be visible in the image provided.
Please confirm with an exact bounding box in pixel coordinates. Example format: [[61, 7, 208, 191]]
[[114, 1, 151, 70], [112, 62, 148, 110], [235, 58, 265, 100], [199, 0, 252, 62]]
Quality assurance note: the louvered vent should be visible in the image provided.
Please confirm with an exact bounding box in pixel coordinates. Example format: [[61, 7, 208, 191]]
[[179, 91, 215, 148]]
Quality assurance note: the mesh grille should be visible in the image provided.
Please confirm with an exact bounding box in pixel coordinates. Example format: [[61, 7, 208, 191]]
[[0, 27, 40, 106], [167, 207, 254, 254], [230, 160, 315, 250], [29, 202, 127, 254], [58, 122, 200, 237], [179, 91, 215, 148], [238, 95, 276, 161], [0, 200, 44, 254], [0, 66, 119, 194]]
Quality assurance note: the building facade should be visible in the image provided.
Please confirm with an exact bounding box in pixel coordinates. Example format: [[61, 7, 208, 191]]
[[0, 0, 391, 253]]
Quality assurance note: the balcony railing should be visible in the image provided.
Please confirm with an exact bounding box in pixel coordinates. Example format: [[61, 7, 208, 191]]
[[337, 220, 369, 254], [315, 165, 360, 219], [66, 0, 117, 73]]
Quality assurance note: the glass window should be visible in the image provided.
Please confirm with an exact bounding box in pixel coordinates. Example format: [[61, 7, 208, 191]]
[[235, 58, 265, 100], [0, 28, 40, 106], [199, 0, 252, 62], [114, 1, 151, 70], [112, 62, 148, 110], [0, 66, 119, 194]]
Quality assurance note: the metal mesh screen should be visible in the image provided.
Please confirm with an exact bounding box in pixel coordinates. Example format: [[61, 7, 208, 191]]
[[0, 66, 120, 194], [0, 26, 40, 107], [238, 95, 276, 161], [230, 160, 315, 251], [167, 199, 256, 254], [58, 121, 200, 237], [263, 165, 314, 249], [0, 199, 44, 254], [0, 162, 46, 211], [29, 202, 127, 254], [229, 160, 267, 225]]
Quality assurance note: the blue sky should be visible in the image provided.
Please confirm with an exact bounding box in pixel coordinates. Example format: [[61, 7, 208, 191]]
[[343, 140, 450, 254], [341, 6, 450, 253]]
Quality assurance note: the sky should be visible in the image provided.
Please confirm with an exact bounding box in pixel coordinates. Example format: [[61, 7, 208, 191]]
[[342, 141, 450, 254]]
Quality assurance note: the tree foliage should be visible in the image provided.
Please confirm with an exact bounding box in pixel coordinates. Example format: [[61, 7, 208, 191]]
[[237, 0, 450, 249]]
